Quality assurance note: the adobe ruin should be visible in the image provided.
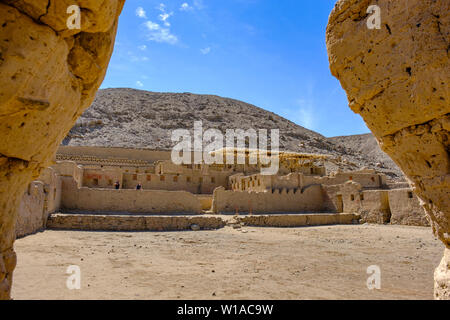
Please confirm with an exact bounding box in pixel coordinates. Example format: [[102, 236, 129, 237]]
[[15, 146, 429, 238]]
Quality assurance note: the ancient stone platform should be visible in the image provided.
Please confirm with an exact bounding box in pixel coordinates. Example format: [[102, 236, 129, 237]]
[[235, 213, 359, 228], [46, 212, 360, 232]]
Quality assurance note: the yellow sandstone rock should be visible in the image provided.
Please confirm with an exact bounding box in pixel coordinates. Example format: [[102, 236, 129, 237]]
[[0, 0, 124, 299], [326, 0, 449, 299]]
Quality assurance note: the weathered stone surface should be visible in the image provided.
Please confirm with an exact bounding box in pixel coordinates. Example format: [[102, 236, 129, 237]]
[[46, 214, 226, 232], [235, 213, 359, 228], [326, 0, 449, 298], [0, 0, 124, 299], [388, 189, 430, 227], [435, 248, 450, 299]]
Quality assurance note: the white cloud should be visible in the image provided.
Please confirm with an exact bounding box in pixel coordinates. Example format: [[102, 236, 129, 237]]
[[138, 45, 147, 51], [145, 21, 160, 30], [141, 4, 179, 45], [144, 21, 178, 44], [157, 3, 166, 12], [200, 47, 211, 55], [159, 12, 173, 27], [180, 3, 192, 11], [136, 81, 144, 87], [136, 7, 147, 19]]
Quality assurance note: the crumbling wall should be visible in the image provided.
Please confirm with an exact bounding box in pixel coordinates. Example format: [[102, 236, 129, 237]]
[[304, 170, 385, 188], [360, 190, 390, 224], [339, 181, 364, 213], [47, 213, 226, 231], [0, 1, 124, 299], [15, 182, 46, 238], [389, 189, 430, 226], [236, 213, 359, 227], [39, 167, 62, 214], [326, 0, 449, 299], [212, 185, 325, 214], [60, 176, 202, 214], [15, 167, 62, 238]]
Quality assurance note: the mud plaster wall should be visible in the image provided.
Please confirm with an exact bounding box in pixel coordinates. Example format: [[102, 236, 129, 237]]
[[212, 185, 325, 214], [389, 189, 430, 226], [15, 182, 46, 238], [303, 171, 386, 188], [15, 167, 62, 238], [60, 176, 202, 214]]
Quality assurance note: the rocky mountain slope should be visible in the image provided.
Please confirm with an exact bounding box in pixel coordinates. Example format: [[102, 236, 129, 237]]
[[63, 88, 403, 179], [329, 134, 402, 177]]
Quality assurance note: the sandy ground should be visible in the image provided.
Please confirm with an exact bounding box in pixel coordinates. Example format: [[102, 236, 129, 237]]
[[12, 224, 444, 300]]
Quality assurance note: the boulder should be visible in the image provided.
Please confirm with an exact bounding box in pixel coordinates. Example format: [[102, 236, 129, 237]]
[[326, 0, 449, 299], [0, 0, 125, 299]]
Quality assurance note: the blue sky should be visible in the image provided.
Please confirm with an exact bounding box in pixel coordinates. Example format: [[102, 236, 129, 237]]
[[101, 0, 370, 137]]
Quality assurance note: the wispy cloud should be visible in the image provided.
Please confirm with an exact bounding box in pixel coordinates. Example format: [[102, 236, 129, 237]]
[[145, 21, 160, 31], [127, 50, 149, 62], [280, 84, 318, 130], [136, 81, 144, 87], [157, 4, 173, 27], [200, 47, 211, 55], [159, 12, 172, 27], [138, 45, 147, 51], [296, 98, 315, 129], [135, 7, 147, 19], [157, 3, 166, 12], [144, 21, 178, 44], [140, 3, 178, 45], [179, 2, 192, 11]]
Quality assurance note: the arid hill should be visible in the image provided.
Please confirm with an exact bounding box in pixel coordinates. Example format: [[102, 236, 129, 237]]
[[64, 88, 403, 179], [329, 133, 401, 176]]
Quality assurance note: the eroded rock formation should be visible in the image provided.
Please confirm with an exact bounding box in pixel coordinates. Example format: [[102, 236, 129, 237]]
[[326, 0, 449, 299], [0, 0, 124, 299]]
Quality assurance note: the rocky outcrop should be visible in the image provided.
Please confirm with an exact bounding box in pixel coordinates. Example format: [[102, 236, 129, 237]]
[[326, 0, 449, 299], [0, 0, 124, 299], [435, 248, 450, 299]]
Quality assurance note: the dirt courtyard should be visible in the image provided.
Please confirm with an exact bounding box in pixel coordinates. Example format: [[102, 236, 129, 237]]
[[12, 224, 444, 300]]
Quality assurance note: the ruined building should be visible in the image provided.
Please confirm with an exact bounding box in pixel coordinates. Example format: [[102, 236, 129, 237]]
[[16, 146, 429, 238]]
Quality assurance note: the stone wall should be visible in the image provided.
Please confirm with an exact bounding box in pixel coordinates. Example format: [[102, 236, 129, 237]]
[[47, 214, 225, 231], [236, 213, 359, 227]]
